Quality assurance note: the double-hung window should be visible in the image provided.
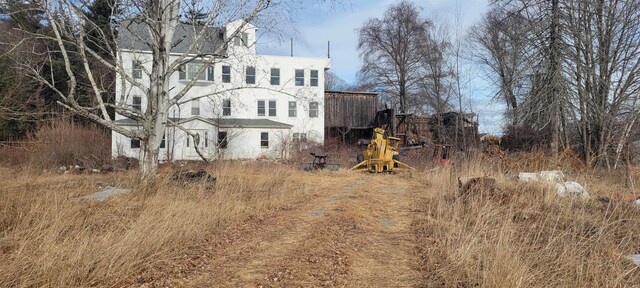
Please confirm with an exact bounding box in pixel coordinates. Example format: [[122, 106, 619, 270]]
[[257, 100, 265, 116], [246, 66, 255, 84], [235, 32, 248, 46], [309, 101, 318, 118], [288, 101, 296, 117], [132, 61, 142, 79], [268, 100, 276, 116], [192, 99, 200, 116], [207, 66, 214, 81], [222, 99, 231, 116], [260, 132, 269, 148], [310, 70, 318, 86], [222, 65, 231, 83], [132, 96, 142, 111], [295, 69, 304, 86], [258, 100, 276, 116], [270, 68, 280, 85]]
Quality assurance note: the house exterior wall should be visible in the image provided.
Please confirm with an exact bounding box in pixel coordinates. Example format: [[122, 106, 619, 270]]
[[113, 20, 330, 160]]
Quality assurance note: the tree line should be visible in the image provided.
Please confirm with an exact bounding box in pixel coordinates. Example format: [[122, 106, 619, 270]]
[[352, 0, 640, 167]]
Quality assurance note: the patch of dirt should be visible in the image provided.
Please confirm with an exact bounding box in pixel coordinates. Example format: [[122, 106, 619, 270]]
[[135, 173, 425, 287]]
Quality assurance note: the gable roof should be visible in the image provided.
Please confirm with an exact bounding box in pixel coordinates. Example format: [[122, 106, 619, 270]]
[[117, 20, 226, 55]]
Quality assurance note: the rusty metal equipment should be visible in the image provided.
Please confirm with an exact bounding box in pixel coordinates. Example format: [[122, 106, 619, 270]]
[[302, 152, 340, 171], [432, 144, 452, 165], [351, 128, 413, 173]]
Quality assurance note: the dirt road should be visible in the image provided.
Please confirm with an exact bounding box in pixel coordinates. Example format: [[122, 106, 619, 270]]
[[149, 172, 426, 287]]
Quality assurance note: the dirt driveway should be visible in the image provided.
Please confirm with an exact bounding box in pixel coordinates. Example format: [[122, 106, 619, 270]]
[[145, 172, 426, 287]]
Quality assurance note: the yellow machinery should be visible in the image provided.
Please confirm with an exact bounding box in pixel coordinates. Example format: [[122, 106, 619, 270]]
[[351, 128, 413, 173]]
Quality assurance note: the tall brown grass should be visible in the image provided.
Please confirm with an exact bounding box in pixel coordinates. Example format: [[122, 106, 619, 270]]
[[415, 155, 640, 287], [0, 118, 110, 168], [0, 162, 319, 287]]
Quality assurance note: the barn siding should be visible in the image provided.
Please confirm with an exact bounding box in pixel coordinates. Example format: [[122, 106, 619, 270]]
[[324, 91, 377, 128]]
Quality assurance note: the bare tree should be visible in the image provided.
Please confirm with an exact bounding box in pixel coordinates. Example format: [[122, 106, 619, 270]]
[[324, 70, 350, 91], [469, 7, 532, 127], [356, 0, 430, 113], [564, 0, 640, 166], [2, 0, 289, 179]]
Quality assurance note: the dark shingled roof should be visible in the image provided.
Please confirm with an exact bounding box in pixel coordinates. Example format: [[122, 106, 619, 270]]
[[114, 117, 293, 129], [117, 20, 226, 55]]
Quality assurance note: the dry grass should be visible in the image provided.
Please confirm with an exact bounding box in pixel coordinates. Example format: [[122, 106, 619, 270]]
[[1, 150, 639, 287], [0, 162, 321, 287], [0, 118, 110, 168], [414, 155, 640, 287]]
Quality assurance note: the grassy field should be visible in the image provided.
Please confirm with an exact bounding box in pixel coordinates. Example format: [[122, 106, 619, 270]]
[[0, 154, 639, 287]]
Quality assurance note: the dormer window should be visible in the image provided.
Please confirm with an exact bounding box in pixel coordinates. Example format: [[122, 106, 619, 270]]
[[234, 32, 248, 47]]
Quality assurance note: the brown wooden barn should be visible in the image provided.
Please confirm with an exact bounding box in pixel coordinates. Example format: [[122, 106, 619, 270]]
[[324, 91, 377, 143]]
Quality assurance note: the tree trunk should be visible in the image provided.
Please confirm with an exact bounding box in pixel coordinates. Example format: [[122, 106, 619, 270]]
[[140, 136, 160, 179]]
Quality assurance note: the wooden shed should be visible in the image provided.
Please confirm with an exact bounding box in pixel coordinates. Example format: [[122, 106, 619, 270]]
[[324, 91, 377, 143]]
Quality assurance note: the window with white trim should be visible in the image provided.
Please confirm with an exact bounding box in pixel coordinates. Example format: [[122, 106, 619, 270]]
[[178, 64, 213, 81], [270, 68, 280, 85], [288, 101, 296, 117], [223, 99, 231, 116], [295, 69, 304, 86], [234, 32, 248, 46], [257, 100, 265, 116], [191, 99, 200, 116], [246, 66, 255, 84], [309, 101, 319, 118], [310, 70, 318, 86], [222, 65, 231, 83], [132, 61, 142, 79], [132, 96, 141, 111], [260, 132, 269, 148], [268, 100, 276, 116]]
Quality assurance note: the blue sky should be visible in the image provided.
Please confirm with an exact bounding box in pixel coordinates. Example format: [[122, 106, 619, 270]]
[[256, 0, 505, 134]]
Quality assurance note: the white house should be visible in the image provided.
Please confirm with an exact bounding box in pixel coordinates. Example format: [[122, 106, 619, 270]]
[[112, 20, 331, 161]]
